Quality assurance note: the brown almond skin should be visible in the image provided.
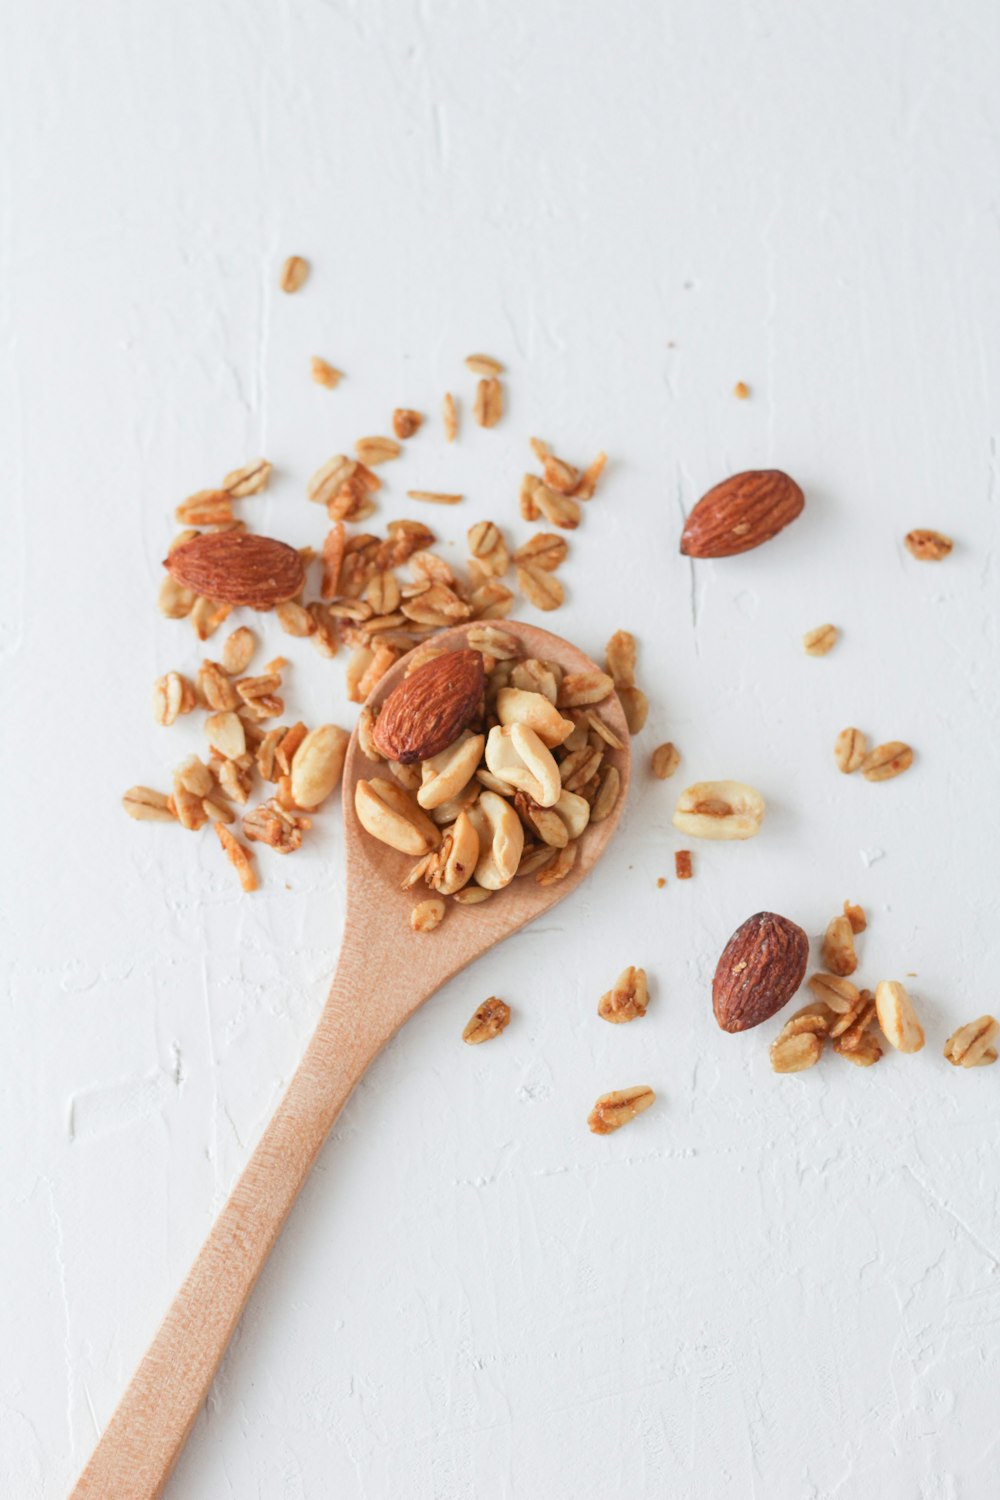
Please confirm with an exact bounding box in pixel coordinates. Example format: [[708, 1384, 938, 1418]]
[[372, 649, 485, 764], [681, 470, 804, 558], [713, 911, 809, 1032], [165, 532, 305, 607]]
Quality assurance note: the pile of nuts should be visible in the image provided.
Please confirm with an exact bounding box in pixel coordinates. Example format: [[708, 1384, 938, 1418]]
[[353, 628, 625, 918]]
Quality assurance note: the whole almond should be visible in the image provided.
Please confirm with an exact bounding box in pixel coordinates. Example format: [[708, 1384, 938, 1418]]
[[372, 649, 485, 764], [681, 470, 805, 558], [166, 532, 305, 608], [712, 911, 809, 1032]]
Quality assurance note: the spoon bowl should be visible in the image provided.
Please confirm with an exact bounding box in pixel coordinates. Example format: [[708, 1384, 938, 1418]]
[[71, 619, 630, 1500]]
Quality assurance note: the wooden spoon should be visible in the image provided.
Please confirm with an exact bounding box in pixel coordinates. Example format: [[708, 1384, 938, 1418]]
[[71, 619, 631, 1499]]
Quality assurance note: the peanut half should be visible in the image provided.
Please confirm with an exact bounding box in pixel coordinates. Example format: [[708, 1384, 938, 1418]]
[[672, 781, 765, 841]]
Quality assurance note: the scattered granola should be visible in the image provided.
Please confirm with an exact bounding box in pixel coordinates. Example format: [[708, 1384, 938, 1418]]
[[392, 408, 422, 440], [861, 742, 913, 782], [905, 528, 953, 561], [598, 966, 649, 1024], [223, 458, 272, 497], [216, 824, 258, 892], [803, 623, 838, 656], [465, 354, 504, 377], [462, 997, 510, 1044], [310, 357, 342, 389], [473, 376, 503, 428], [588, 1086, 655, 1136], [122, 786, 175, 822], [821, 913, 858, 976], [355, 436, 401, 466], [410, 897, 446, 933], [442, 392, 458, 442], [944, 1016, 999, 1068], [279, 255, 309, 293], [674, 850, 692, 879], [834, 727, 868, 774], [651, 742, 680, 779]]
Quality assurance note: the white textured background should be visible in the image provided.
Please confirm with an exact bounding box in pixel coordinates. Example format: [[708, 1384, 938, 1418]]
[[3, 2, 1000, 1497]]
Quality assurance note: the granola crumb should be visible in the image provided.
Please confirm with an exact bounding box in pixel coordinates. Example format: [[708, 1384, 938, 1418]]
[[733, 381, 750, 399], [279, 255, 309, 293], [674, 850, 693, 880], [310, 356, 342, 389]]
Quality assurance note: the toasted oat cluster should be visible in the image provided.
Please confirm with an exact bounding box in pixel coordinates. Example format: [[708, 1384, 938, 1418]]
[[770, 901, 927, 1074], [353, 628, 624, 921]]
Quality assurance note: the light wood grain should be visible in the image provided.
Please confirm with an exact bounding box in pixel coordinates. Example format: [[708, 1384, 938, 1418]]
[[69, 620, 630, 1499]]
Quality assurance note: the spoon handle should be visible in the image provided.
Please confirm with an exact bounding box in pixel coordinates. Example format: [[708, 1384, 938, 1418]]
[[69, 980, 400, 1500]]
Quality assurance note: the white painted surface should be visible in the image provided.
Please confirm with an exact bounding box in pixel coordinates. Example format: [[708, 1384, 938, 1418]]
[[3, 2, 1000, 1496]]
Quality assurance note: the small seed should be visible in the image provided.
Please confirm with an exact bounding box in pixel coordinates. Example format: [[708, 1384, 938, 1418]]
[[618, 687, 648, 735], [392, 408, 423, 439], [843, 901, 867, 934], [310, 356, 342, 389], [152, 671, 197, 726], [411, 897, 446, 934], [473, 376, 503, 428], [807, 972, 860, 1014], [834, 727, 868, 774], [861, 742, 913, 782], [122, 787, 175, 822], [821, 915, 857, 976], [734, 381, 750, 400], [588, 1086, 655, 1136], [836, 1033, 883, 1066], [406, 489, 464, 506], [307, 455, 357, 506], [905, 528, 952, 561], [453, 886, 493, 905], [222, 627, 256, 675], [463, 996, 510, 1043], [875, 980, 925, 1053], [605, 630, 636, 689], [276, 601, 316, 638], [158, 575, 196, 619], [944, 1016, 1000, 1068], [536, 841, 578, 886], [770, 1031, 822, 1073], [512, 533, 567, 571], [572, 452, 607, 500], [598, 966, 649, 1024], [590, 764, 621, 823], [517, 563, 564, 611], [803, 623, 838, 656], [279, 255, 309, 292], [557, 671, 614, 709], [205, 711, 246, 761], [542, 454, 579, 495], [355, 436, 401, 466], [465, 354, 504, 377], [533, 481, 580, 530], [651, 742, 680, 779], [222, 458, 272, 496], [216, 824, 258, 892], [175, 490, 233, 526]]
